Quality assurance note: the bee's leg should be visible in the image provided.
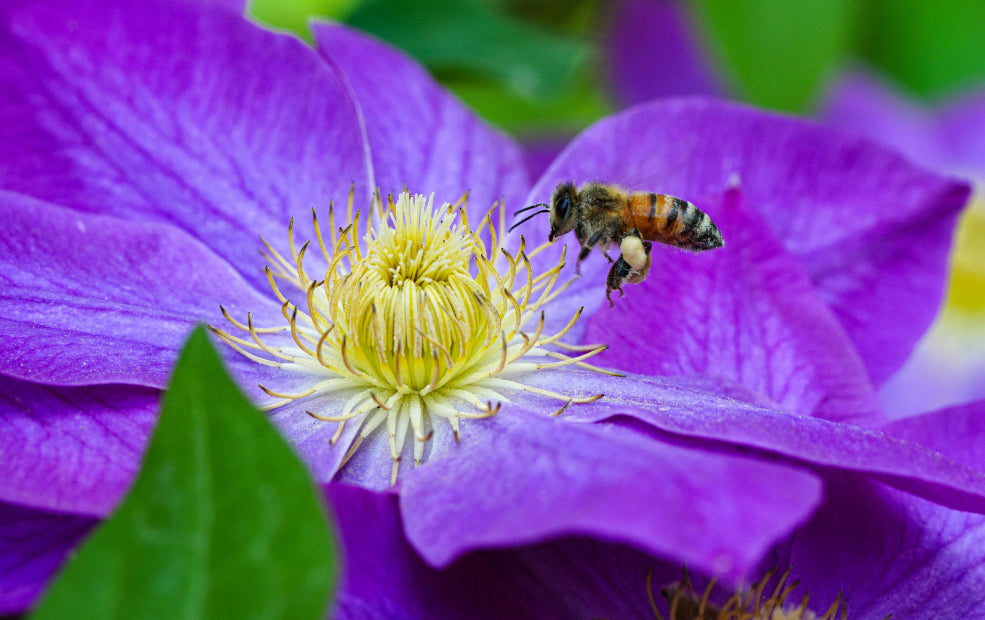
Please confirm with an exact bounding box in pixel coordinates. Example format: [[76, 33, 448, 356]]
[[575, 247, 591, 275], [605, 254, 632, 307], [605, 280, 622, 307], [606, 241, 654, 306], [606, 286, 620, 308], [579, 229, 607, 264]]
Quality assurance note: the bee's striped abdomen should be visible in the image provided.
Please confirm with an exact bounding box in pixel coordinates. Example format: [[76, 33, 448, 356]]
[[629, 192, 723, 251]]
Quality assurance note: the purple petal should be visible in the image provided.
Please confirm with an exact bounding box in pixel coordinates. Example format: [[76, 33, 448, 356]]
[[312, 23, 530, 214], [526, 369, 985, 513], [336, 475, 985, 619], [773, 473, 985, 619], [822, 70, 985, 175], [0, 0, 370, 294], [820, 74, 985, 418], [479, 476, 985, 618], [604, 0, 723, 105], [880, 399, 985, 473], [478, 537, 674, 619], [206, 0, 248, 13], [521, 137, 567, 185], [527, 98, 970, 385], [878, 325, 985, 419], [260, 397, 362, 487], [0, 502, 95, 615], [941, 90, 985, 173], [0, 192, 279, 387], [325, 484, 546, 620], [400, 410, 823, 578], [585, 189, 882, 424], [820, 72, 944, 170], [0, 375, 157, 516]]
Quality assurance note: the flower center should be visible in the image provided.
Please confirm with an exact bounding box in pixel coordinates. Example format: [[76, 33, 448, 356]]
[[656, 567, 858, 620], [333, 196, 496, 393], [947, 190, 985, 312], [211, 190, 615, 483]]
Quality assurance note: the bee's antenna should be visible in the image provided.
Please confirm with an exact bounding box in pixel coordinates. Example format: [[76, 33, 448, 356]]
[[507, 209, 549, 232], [513, 202, 549, 215]]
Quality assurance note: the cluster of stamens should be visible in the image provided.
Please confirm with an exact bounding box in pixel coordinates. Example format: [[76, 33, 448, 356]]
[[652, 567, 860, 620], [210, 189, 617, 483]]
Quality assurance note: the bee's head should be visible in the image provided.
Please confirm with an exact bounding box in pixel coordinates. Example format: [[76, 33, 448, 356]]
[[548, 182, 578, 241]]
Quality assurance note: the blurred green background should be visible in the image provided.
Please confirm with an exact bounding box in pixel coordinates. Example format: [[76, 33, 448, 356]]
[[249, 0, 985, 132]]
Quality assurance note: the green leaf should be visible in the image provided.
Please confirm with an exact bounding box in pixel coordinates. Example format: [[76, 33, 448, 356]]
[[346, 0, 588, 99], [447, 73, 613, 136], [692, 0, 856, 112], [858, 0, 985, 101], [250, 0, 362, 41], [32, 326, 336, 620]]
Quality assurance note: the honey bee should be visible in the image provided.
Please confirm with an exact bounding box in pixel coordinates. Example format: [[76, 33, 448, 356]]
[[511, 181, 724, 303]]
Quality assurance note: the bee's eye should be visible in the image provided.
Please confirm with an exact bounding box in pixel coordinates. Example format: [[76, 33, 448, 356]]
[[556, 196, 571, 220]]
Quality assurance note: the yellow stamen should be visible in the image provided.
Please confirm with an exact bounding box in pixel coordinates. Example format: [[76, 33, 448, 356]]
[[655, 566, 872, 620], [212, 192, 615, 483]]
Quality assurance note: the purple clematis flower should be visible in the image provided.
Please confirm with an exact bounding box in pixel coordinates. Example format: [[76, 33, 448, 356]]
[[2, 1, 985, 617], [603, 3, 985, 423], [328, 429, 985, 619], [821, 71, 985, 419]]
